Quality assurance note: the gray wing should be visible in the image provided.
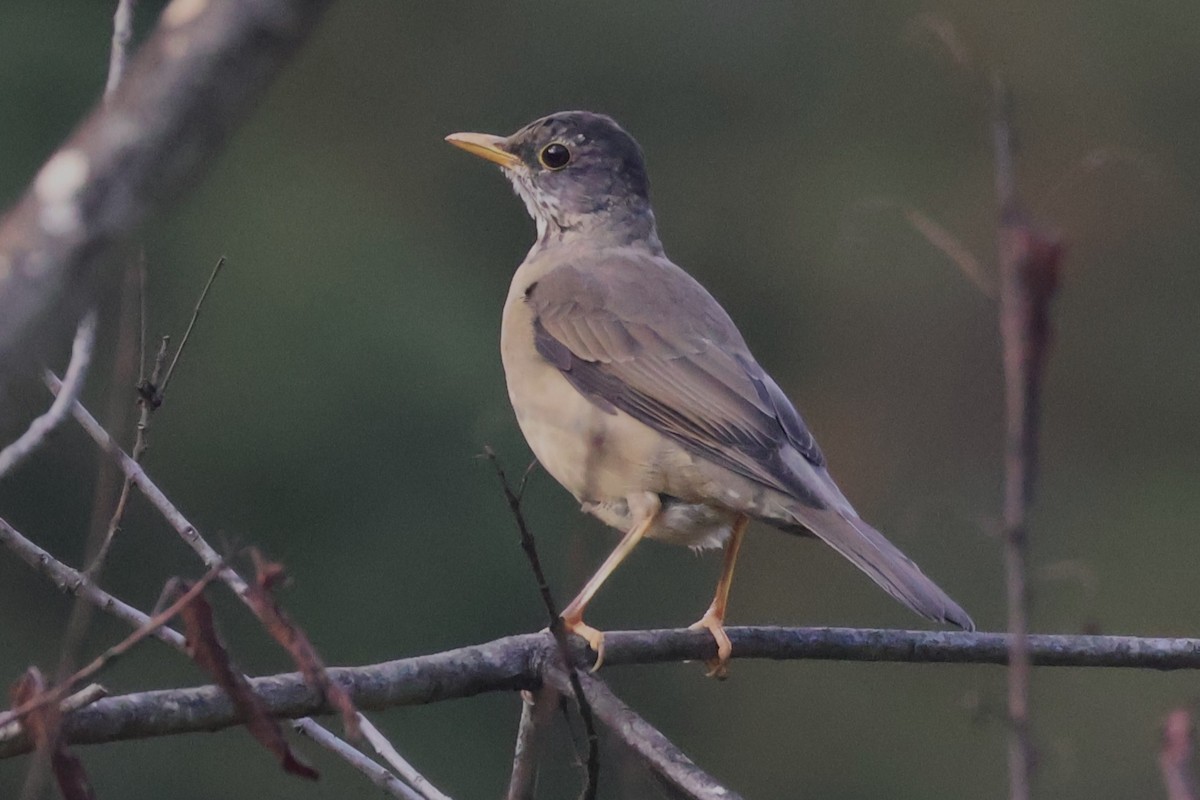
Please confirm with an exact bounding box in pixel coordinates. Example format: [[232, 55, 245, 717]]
[[528, 252, 976, 632], [526, 253, 827, 508]]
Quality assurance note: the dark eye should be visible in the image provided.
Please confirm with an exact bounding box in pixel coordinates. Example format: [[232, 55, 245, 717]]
[[539, 143, 571, 170]]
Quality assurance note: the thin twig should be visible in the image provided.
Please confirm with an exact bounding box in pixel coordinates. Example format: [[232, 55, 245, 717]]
[[0, 515, 187, 649], [904, 207, 995, 296], [46, 379, 436, 794], [0, 514, 422, 796], [291, 720, 424, 800], [485, 449, 599, 800], [157, 256, 225, 400], [506, 686, 560, 800], [138, 254, 147, 385], [545, 666, 739, 800], [83, 334, 168, 577], [993, 74, 1064, 800], [1161, 709, 1199, 800], [0, 686, 107, 743], [0, 566, 221, 731], [47, 372, 240, 581], [357, 714, 453, 800], [0, 311, 97, 480]]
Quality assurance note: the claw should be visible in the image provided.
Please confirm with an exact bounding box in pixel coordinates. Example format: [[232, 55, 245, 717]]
[[689, 612, 732, 679], [562, 616, 607, 671]]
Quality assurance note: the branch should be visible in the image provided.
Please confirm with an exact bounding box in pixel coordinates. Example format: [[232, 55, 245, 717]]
[[486, 450, 598, 800], [45, 377, 446, 795], [505, 686, 559, 800], [0, 514, 427, 798], [3, 626, 1199, 758], [0, 311, 97, 480], [291, 720, 424, 800], [357, 714, 452, 800], [545, 667, 739, 800], [0, 567, 220, 732], [0, 0, 333, 371], [993, 74, 1065, 800], [0, 515, 186, 651]]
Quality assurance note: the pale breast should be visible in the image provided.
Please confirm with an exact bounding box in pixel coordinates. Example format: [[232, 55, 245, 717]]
[[501, 271, 664, 505], [500, 258, 759, 549]]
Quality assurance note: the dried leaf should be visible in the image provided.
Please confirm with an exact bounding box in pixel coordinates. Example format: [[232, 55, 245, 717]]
[[174, 581, 319, 781], [9, 667, 96, 800], [244, 548, 359, 739]]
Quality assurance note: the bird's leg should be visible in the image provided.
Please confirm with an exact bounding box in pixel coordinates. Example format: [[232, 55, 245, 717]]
[[689, 514, 749, 679], [561, 494, 660, 671]]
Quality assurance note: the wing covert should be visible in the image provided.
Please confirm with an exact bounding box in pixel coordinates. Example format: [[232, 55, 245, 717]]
[[527, 257, 827, 507]]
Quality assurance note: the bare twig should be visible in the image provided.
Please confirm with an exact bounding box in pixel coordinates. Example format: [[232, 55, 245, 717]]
[[157, 256, 225, 400], [0, 0, 334, 372], [0, 686, 107, 743], [0, 310, 97, 480], [0, 566, 221, 732], [88, 255, 221, 578], [83, 334, 168, 577], [506, 686, 560, 800], [904, 207, 995, 296], [357, 714, 453, 800], [5, 625, 1200, 758], [291, 720, 425, 800], [45, 379, 437, 793], [1162, 709, 1199, 800], [0, 515, 187, 649], [47, 372, 238, 579], [993, 74, 1064, 800], [486, 449, 599, 800], [545, 667, 739, 800], [0, 515, 427, 796]]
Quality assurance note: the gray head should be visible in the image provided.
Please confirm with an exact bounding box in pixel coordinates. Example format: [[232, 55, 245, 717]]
[[446, 111, 660, 248]]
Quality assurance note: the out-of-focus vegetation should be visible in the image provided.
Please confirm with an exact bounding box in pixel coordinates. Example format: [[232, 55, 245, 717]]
[[1, 2, 1198, 797]]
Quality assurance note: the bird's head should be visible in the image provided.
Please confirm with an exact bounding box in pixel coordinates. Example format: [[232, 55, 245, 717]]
[[446, 111, 658, 246]]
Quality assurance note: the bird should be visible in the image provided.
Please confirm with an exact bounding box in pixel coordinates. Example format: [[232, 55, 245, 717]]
[[446, 111, 973, 676]]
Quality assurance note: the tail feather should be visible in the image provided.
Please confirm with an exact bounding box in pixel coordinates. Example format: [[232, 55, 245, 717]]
[[784, 507, 975, 631]]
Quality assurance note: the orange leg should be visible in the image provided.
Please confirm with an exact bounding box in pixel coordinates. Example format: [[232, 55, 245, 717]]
[[561, 498, 660, 670], [689, 514, 749, 679]]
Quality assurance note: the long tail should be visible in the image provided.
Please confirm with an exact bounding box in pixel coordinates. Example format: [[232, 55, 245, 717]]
[[779, 506, 975, 631]]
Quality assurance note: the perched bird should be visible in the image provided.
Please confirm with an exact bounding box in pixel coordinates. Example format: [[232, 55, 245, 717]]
[[446, 111, 973, 676]]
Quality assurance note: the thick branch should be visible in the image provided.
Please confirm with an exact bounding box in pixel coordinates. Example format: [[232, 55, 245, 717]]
[[0, 0, 333, 371], [3, 626, 1198, 758]]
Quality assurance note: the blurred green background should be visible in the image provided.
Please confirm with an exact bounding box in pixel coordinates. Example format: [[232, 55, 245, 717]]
[[2, 1, 1199, 797]]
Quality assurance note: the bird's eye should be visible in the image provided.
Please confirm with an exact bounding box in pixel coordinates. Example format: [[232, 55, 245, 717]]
[[539, 143, 571, 170]]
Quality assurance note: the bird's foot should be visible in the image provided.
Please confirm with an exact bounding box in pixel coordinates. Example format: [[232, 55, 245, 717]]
[[688, 611, 732, 679], [560, 615, 607, 672]]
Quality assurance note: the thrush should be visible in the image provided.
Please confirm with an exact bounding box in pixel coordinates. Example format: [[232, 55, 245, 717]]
[[447, 111, 974, 676]]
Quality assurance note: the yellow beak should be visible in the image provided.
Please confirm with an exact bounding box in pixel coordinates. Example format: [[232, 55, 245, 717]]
[[444, 132, 522, 168]]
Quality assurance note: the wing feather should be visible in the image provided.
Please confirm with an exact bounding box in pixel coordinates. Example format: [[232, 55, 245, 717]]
[[527, 254, 826, 506]]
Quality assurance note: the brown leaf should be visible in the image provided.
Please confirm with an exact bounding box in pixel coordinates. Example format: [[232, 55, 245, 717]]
[[244, 548, 360, 739], [174, 581, 319, 781], [9, 667, 97, 800]]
